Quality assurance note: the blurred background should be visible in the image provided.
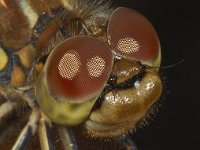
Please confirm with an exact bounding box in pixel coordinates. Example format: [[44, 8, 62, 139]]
[[77, 0, 200, 150]]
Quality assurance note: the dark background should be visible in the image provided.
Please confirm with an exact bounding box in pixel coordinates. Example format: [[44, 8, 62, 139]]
[[111, 0, 200, 150], [76, 1, 200, 150]]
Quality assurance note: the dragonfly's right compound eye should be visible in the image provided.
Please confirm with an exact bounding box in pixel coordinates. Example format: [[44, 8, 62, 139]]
[[36, 35, 113, 126], [107, 7, 161, 67]]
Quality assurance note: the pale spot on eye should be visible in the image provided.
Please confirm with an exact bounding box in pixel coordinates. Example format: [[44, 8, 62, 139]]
[[117, 37, 140, 54], [58, 50, 81, 80], [87, 56, 105, 78]]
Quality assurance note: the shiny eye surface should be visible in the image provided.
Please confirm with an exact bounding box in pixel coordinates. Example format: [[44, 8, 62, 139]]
[[107, 7, 161, 66], [46, 35, 113, 102], [36, 35, 113, 125]]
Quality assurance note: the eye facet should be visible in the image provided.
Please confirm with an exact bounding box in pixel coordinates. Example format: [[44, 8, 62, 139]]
[[36, 35, 113, 125], [107, 7, 161, 67], [46, 36, 113, 102]]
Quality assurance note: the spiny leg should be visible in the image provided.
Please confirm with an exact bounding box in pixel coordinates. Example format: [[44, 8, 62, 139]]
[[38, 114, 54, 150], [11, 109, 39, 150], [119, 134, 138, 150], [0, 85, 43, 149], [9, 88, 40, 150], [57, 126, 78, 150]]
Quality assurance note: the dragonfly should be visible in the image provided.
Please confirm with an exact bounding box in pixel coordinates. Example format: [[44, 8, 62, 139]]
[[0, 0, 162, 149]]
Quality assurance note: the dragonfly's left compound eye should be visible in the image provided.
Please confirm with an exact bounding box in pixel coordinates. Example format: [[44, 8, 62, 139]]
[[36, 36, 113, 125]]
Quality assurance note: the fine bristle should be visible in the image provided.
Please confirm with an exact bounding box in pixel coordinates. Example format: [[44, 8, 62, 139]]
[[61, 0, 113, 37]]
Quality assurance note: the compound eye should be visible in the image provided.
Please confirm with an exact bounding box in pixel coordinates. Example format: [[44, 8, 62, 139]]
[[46, 36, 113, 102], [107, 7, 160, 66]]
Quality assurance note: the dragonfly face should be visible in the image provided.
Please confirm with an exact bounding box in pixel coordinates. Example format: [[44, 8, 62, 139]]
[[0, 0, 162, 149]]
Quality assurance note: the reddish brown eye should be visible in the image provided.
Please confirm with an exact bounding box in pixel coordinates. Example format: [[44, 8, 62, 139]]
[[46, 36, 113, 102], [36, 36, 113, 125], [107, 7, 160, 66]]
